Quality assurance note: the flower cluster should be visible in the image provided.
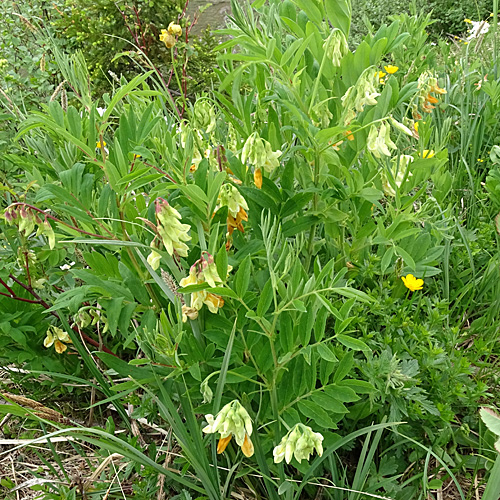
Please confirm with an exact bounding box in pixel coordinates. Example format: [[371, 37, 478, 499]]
[[191, 99, 216, 134], [412, 71, 446, 119], [273, 423, 324, 464], [323, 29, 348, 67], [217, 184, 249, 238], [3, 204, 55, 249], [465, 18, 490, 40], [241, 132, 282, 189], [154, 199, 191, 258], [341, 67, 381, 125], [75, 306, 109, 333], [159, 22, 182, 48], [366, 120, 396, 158], [179, 252, 228, 320], [202, 400, 254, 457], [44, 325, 71, 354]]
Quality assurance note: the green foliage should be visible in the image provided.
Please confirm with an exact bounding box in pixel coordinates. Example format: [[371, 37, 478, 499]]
[[51, 0, 218, 96], [1, 0, 500, 498], [351, 0, 492, 43]]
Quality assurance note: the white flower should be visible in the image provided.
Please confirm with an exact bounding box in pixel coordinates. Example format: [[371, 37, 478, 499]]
[[60, 261, 75, 271], [467, 21, 490, 40]]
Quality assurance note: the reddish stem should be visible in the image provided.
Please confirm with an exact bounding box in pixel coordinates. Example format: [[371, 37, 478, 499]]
[[7, 274, 118, 358], [10, 203, 114, 240]]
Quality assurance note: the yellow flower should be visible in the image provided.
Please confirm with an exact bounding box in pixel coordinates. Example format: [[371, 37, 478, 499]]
[[464, 18, 473, 24], [375, 70, 386, 79], [44, 326, 72, 354], [96, 141, 106, 148], [159, 29, 176, 48], [384, 65, 399, 74], [422, 149, 435, 158], [167, 22, 182, 37], [203, 400, 254, 458], [401, 274, 424, 291]]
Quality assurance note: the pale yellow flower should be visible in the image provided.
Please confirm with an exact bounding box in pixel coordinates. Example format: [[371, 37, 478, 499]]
[[203, 400, 254, 458], [44, 326, 71, 354]]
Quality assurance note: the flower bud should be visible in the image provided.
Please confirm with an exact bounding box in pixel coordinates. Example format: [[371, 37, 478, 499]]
[[273, 424, 324, 464], [43, 220, 56, 250], [167, 22, 182, 37], [155, 199, 191, 257], [159, 29, 176, 48], [147, 249, 162, 270], [200, 377, 213, 404], [75, 309, 92, 328], [241, 133, 281, 173], [192, 100, 216, 134], [323, 29, 348, 67]]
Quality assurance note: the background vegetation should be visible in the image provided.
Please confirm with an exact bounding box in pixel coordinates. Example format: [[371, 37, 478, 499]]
[[1, 0, 500, 499]]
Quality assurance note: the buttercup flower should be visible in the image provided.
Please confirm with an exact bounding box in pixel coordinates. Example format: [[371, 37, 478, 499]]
[[44, 325, 72, 354], [384, 65, 399, 74], [401, 273, 424, 291], [202, 400, 254, 457], [155, 199, 191, 257], [421, 149, 435, 159], [273, 424, 324, 464]]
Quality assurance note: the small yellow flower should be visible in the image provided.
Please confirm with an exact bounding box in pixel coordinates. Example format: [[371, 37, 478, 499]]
[[464, 18, 473, 24], [375, 70, 386, 79], [422, 149, 435, 158], [96, 141, 106, 148], [478, 158, 484, 162], [384, 65, 399, 74], [401, 274, 424, 291]]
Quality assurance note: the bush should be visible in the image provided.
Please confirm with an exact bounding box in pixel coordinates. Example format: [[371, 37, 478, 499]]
[[351, 0, 492, 43]]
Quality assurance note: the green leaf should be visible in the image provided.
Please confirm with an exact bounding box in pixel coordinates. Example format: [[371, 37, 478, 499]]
[[325, 0, 352, 36], [333, 351, 354, 383], [297, 400, 336, 428], [234, 255, 251, 297], [216, 246, 228, 284], [480, 408, 500, 437], [316, 343, 337, 362], [257, 280, 274, 316], [336, 334, 370, 352]]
